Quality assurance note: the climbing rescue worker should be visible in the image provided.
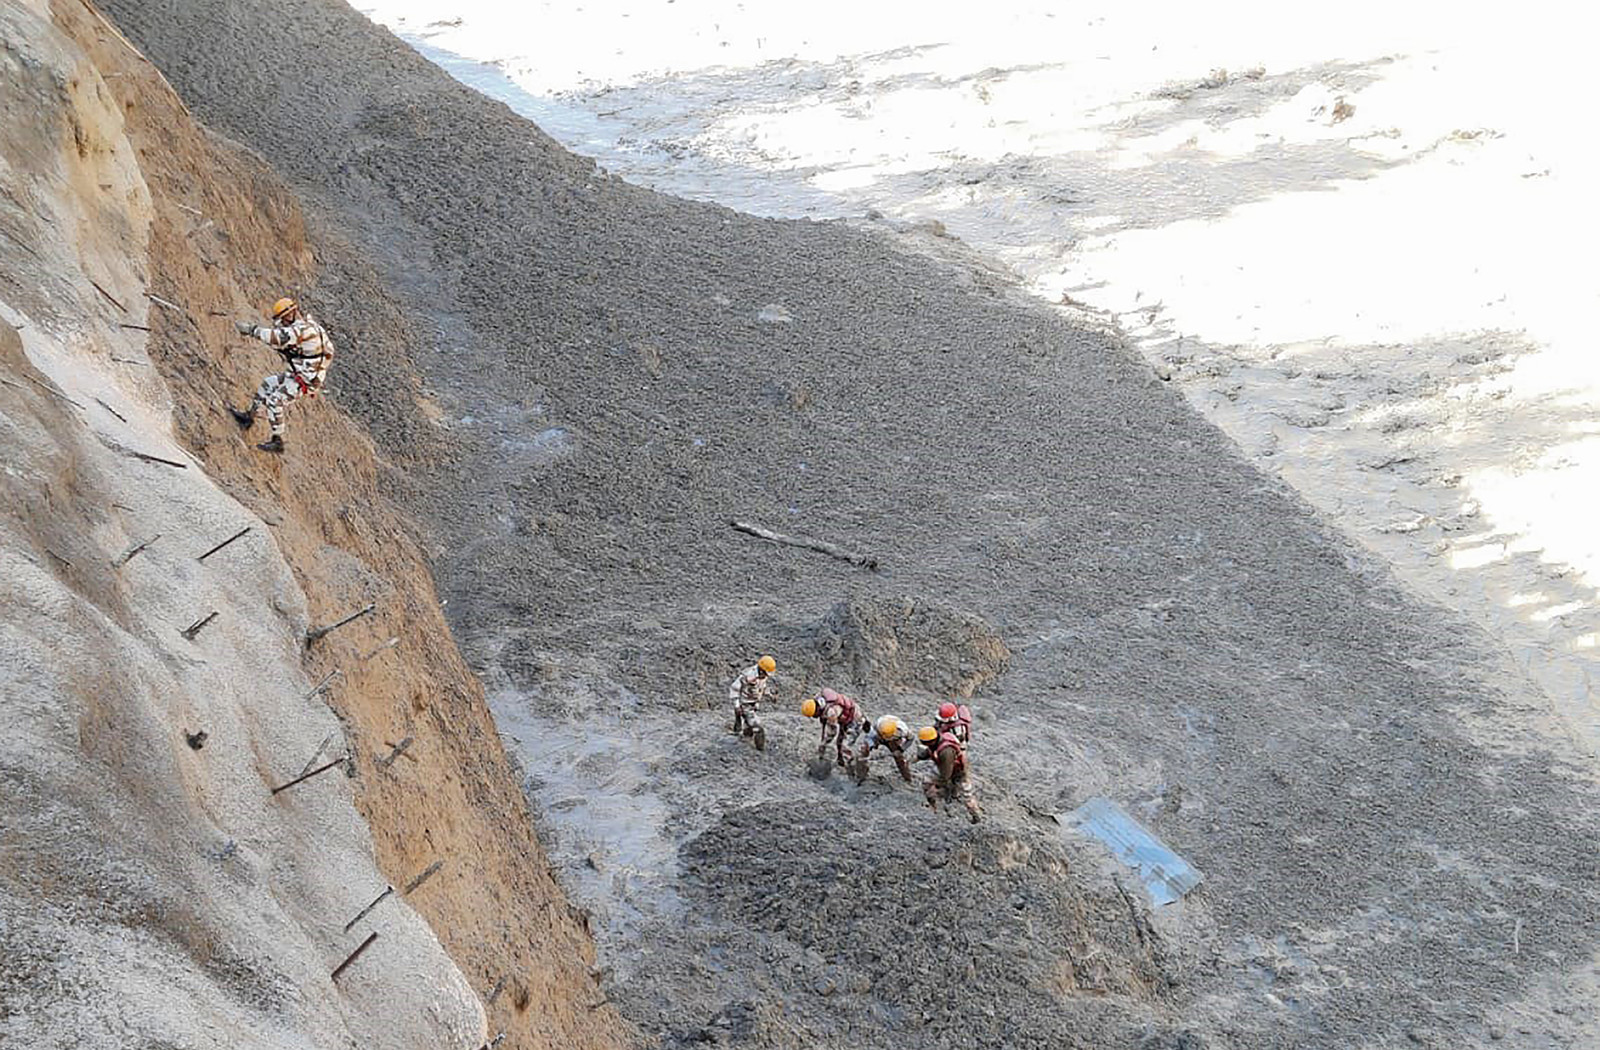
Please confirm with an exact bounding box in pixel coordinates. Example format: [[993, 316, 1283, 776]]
[[917, 726, 981, 824], [728, 655, 777, 751], [935, 701, 973, 745], [228, 297, 334, 453], [801, 687, 862, 767], [854, 714, 915, 784]]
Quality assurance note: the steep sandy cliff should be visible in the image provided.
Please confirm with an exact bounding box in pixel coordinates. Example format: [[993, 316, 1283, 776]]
[[14, 0, 1600, 1045], [0, 3, 629, 1047], [92, 1, 1600, 1047]]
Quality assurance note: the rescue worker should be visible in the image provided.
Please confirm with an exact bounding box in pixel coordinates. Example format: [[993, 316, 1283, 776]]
[[728, 655, 777, 751], [228, 297, 334, 453], [917, 725, 980, 824], [934, 701, 973, 745], [800, 686, 862, 767], [854, 714, 915, 784]]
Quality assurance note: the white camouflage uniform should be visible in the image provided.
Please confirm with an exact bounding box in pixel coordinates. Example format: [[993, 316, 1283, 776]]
[[855, 717, 914, 783], [247, 314, 333, 438], [728, 665, 771, 734]]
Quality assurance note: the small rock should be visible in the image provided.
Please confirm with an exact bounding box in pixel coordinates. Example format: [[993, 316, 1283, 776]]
[[1488, 1026, 1505, 1041], [756, 304, 793, 324], [185, 729, 208, 750], [812, 974, 837, 996]]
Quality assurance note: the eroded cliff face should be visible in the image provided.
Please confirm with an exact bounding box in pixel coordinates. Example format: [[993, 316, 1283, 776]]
[[0, 3, 628, 1047]]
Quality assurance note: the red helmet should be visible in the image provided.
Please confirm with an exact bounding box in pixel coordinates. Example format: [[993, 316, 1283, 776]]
[[937, 702, 958, 720]]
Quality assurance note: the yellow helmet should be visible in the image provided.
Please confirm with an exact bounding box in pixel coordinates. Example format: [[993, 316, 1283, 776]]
[[757, 655, 776, 675], [917, 726, 938, 743], [876, 716, 900, 739], [801, 698, 819, 718], [271, 296, 298, 321]]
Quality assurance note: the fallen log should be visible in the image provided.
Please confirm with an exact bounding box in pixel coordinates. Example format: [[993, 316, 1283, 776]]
[[729, 519, 878, 570]]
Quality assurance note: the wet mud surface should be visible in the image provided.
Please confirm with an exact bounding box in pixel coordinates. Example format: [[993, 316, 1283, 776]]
[[100, 1, 1600, 1045]]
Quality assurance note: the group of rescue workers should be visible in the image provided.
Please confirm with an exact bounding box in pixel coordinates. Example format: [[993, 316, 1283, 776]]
[[222, 302, 979, 823], [727, 656, 982, 823]]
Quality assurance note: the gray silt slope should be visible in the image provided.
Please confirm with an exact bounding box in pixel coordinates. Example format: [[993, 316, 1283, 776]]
[[102, 1, 1600, 1046]]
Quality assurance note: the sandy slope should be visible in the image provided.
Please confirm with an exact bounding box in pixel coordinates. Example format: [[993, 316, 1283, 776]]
[[96, 0, 1600, 1047], [0, 2, 630, 1047], [0, 2, 479, 1044]]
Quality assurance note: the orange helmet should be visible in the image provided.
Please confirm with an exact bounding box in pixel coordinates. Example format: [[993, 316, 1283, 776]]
[[917, 726, 938, 743], [271, 297, 298, 321]]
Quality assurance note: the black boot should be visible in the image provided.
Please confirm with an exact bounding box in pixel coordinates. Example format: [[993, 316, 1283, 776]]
[[228, 405, 256, 428], [256, 435, 284, 454]]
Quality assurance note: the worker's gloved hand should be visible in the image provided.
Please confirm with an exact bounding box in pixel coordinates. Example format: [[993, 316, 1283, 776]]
[[234, 320, 256, 336]]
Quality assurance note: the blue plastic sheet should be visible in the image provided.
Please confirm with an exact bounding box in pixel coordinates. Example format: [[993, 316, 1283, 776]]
[[1062, 797, 1203, 906]]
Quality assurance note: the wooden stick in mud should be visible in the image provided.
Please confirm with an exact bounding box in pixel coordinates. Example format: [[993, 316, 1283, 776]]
[[112, 533, 160, 568], [23, 374, 86, 409], [298, 731, 338, 775], [270, 755, 345, 796], [127, 448, 188, 469], [196, 526, 251, 562], [306, 603, 375, 646], [402, 860, 444, 896], [342, 885, 394, 933], [303, 669, 342, 700], [729, 519, 879, 570], [89, 278, 126, 313], [330, 932, 378, 982], [180, 611, 218, 640], [376, 737, 414, 770]]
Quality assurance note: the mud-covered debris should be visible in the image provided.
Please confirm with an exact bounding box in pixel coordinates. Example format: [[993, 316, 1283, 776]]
[[811, 596, 1009, 697]]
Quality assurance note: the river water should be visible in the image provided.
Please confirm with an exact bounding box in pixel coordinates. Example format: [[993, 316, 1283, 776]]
[[358, 1, 1600, 762]]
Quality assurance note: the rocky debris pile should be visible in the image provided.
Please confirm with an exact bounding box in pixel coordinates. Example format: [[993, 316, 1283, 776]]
[[618, 799, 1181, 1049], [811, 596, 1010, 698]]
